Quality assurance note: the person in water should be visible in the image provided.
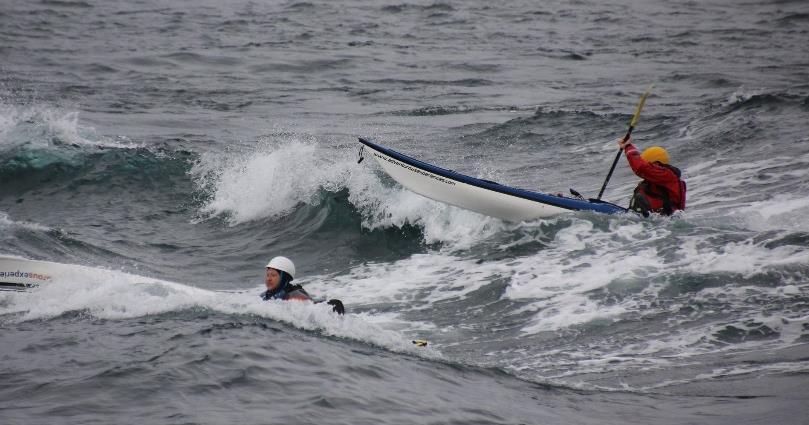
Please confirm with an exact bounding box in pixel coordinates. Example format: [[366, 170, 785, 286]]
[[619, 137, 686, 217], [261, 256, 310, 301], [260, 256, 344, 314]]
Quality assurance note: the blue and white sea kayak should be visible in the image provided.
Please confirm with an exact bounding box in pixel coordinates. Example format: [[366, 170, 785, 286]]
[[358, 138, 628, 221]]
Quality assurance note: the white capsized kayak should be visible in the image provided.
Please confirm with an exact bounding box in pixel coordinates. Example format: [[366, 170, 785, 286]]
[[0, 255, 60, 291], [357, 138, 628, 221], [0, 255, 190, 292]]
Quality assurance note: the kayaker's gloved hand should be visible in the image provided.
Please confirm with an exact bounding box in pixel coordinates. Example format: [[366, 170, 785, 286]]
[[327, 299, 345, 315]]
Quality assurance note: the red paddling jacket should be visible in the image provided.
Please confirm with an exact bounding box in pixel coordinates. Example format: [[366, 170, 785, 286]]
[[623, 143, 686, 216]]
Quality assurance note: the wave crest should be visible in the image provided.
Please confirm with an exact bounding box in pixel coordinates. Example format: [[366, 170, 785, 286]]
[[191, 136, 507, 249]]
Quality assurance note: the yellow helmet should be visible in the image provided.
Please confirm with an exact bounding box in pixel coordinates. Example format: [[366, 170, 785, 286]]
[[640, 146, 669, 164]]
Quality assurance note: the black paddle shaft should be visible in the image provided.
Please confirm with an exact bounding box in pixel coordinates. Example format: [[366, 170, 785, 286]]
[[596, 126, 635, 200]]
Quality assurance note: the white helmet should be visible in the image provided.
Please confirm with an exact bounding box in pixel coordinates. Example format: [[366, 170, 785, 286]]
[[266, 256, 295, 279]]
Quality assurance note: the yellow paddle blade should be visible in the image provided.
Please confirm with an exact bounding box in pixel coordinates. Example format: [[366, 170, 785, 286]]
[[630, 84, 654, 128], [412, 339, 429, 347]]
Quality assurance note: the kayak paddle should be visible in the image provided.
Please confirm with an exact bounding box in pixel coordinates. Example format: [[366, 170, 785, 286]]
[[596, 85, 654, 200]]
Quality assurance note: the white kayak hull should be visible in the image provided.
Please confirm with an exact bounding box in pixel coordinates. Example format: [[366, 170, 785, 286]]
[[358, 138, 627, 221], [0, 255, 60, 291], [0, 255, 177, 292]]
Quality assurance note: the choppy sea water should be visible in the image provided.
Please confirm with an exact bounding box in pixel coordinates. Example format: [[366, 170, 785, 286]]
[[2, 0, 809, 424]]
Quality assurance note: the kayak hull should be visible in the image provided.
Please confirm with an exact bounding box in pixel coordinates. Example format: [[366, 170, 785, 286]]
[[0, 256, 58, 291], [0, 255, 177, 292], [358, 138, 628, 221]]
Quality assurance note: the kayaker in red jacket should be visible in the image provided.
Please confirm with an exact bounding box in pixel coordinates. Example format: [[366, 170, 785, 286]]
[[618, 137, 686, 216]]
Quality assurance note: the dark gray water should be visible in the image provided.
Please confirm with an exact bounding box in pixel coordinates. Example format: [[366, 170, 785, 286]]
[[2, 0, 809, 423]]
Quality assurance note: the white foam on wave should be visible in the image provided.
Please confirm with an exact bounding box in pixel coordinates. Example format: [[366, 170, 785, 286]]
[[504, 219, 672, 332], [302, 218, 666, 333], [0, 262, 435, 357], [0, 211, 52, 233], [730, 195, 809, 233], [311, 213, 809, 343], [0, 103, 137, 151], [192, 137, 340, 223], [723, 86, 762, 107], [0, 104, 21, 143], [693, 360, 809, 383], [675, 234, 809, 278], [191, 136, 507, 248], [594, 302, 808, 359], [683, 152, 809, 232], [486, 213, 809, 390], [305, 252, 511, 307], [311, 205, 809, 337]]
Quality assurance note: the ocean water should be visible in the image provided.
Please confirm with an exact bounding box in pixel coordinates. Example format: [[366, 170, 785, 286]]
[[2, 0, 809, 423]]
